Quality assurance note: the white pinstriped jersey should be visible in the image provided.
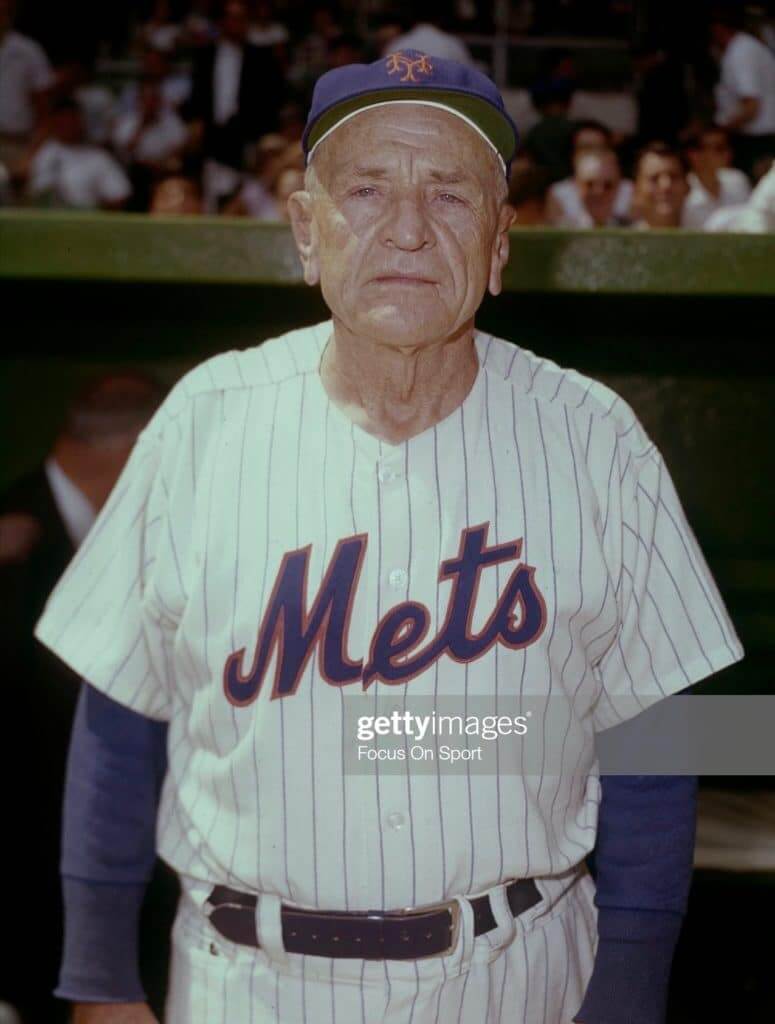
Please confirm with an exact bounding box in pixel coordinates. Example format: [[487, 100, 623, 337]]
[[36, 320, 743, 920]]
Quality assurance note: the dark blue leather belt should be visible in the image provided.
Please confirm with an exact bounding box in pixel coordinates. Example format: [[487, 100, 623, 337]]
[[206, 879, 541, 960]]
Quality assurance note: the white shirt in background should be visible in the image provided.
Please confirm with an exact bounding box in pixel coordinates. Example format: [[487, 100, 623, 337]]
[[383, 23, 474, 65], [29, 140, 131, 208], [716, 32, 775, 135], [682, 168, 751, 229], [144, 23, 181, 54], [44, 457, 95, 548], [213, 39, 242, 125], [0, 30, 54, 135], [75, 83, 116, 144], [548, 177, 634, 227], [238, 177, 280, 219], [118, 74, 191, 116], [113, 107, 188, 164], [704, 163, 775, 231], [248, 23, 288, 47]]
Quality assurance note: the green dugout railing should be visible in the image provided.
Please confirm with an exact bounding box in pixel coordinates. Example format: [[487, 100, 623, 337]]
[[1, 209, 774, 295]]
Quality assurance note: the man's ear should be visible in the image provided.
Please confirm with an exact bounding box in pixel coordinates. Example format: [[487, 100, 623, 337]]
[[487, 202, 516, 297], [287, 190, 320, 286]]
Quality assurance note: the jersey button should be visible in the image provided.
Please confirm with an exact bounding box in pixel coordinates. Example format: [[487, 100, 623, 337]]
[[386, 812, 406, 830], [377, 466, 400, 484], [388, 568, 407, 589]]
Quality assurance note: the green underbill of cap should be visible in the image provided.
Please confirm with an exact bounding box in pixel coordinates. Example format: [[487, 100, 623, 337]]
[[307, 89, 516, 165]]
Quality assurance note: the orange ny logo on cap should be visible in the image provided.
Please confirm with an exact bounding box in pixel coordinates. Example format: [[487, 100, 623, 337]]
[[385, 51, 433, 82]]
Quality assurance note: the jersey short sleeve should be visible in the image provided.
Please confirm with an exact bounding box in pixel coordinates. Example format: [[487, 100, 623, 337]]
[[592, 445, 744, 731], [35, 433, 173, 721]]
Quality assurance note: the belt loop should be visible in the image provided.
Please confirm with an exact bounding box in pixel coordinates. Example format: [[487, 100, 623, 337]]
[[487, 881, 518, 948], [451, 895, 476, 971], [255, 891, 288, 965]]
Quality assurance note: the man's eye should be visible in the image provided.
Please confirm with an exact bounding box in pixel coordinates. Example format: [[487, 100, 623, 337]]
[[437, 192, 463, 204], [353, 187, 378, 197]]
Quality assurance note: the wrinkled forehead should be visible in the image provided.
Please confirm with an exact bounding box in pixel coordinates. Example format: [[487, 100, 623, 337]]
[[314, 103, 501, 181]]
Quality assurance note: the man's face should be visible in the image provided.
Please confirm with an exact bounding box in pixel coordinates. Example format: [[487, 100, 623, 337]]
[[288, 105, 514, 350], [634, 152, 688, 227], [688, 131, 732, 175], [574, 150, 621, 225]]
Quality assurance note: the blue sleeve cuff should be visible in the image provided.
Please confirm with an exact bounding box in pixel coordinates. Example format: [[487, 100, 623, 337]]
[[56, 877, 148, 1003], [57, 685, 167, 1003], [573, 908, 683, 1024]]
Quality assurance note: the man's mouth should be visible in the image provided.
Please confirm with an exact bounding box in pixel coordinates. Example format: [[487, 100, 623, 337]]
[[372, 274, 436, 285]]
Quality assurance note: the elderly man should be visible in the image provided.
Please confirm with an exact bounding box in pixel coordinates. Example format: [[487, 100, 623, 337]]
[[35, 51, 743, 1024]]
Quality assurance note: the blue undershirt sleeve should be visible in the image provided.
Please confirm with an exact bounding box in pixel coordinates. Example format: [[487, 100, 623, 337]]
[[56, 683, 168, 1003], [573, 772, 698, 1024]]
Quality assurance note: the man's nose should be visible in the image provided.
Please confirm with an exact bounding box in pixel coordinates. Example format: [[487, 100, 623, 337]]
[[381, 195, 432, 251]]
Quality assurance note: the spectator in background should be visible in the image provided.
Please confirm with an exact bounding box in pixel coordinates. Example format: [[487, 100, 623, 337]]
[[0, 0, 53, 182], [683, 124, 751, 229], [277, 100, 305, 143], [186, 0, 284, 211], [327, 31, 365, 70], [179, 0, 217, 49], [547, 120, 633, 226], [141, 0, 182, 55], [118, 46, 192, 116], [222, 134, 301, 218], [27, 98, 131, 210], [571, 118, 611, 153], [55, 56, 115, 146], [0, 371, 165, 1024], [272, 165, 303, 220], [371, 10, 405, 58], [631, 141, 689, 229], [568, 147, 631, 227], [508, 162, 552, 226], [247, 0, 289, 69], [113, 77, 189, 209], [382, 2, 474, 65], [149, 173, 203, 214], [287, 4, 343, 94], [522, 50, 578, 181], [710, 2, 775, 177]]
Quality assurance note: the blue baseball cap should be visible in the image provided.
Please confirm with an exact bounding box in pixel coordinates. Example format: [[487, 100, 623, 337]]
[[302, 50, 519, 178]]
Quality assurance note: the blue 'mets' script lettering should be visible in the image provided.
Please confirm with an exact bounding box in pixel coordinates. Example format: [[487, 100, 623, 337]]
[[223, 523, 546, 706]]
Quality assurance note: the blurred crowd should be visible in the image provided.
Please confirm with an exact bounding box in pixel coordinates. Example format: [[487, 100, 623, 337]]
[[0, 0, 774, 229]]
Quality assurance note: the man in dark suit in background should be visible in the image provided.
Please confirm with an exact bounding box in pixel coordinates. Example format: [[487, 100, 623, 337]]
[[0, 371, 165, 1023], [186, 0, 286, 210]]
